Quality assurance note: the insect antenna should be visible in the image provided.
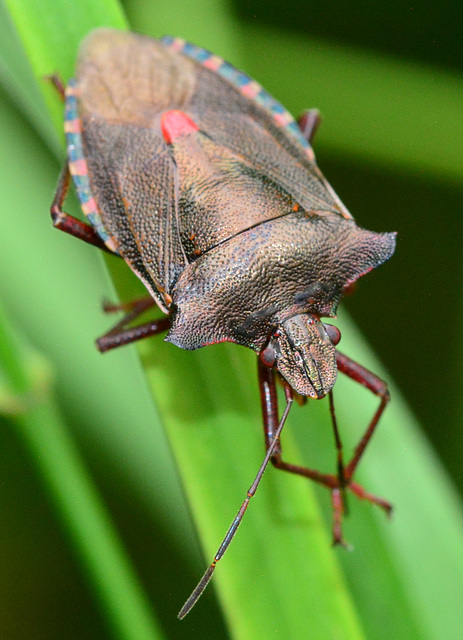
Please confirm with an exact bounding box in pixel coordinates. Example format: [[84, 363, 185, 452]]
[[178, 389, 294, 619]]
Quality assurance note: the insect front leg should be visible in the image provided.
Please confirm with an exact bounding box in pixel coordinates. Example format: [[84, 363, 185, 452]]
[[327, 390, 349, 543], [258, 357, 349, 544], [51, 164, 115, 254], [258, 352, 392, 544]]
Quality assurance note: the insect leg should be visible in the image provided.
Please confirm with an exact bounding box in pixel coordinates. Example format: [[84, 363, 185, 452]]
[[51, 164, 116, 254], [297, 109, 322, 144], [178, 387, 294, 619], [258, 358, 350, 544], [336, 351, 392, 514], [45, 73, 66, 101], [328, 390, 347, 491], [258, 358, 337, 487], [102, 297, 156, 314], [328, 390, 349, 537], [97, 304, 170, 353], [258, 356, 391, 542]]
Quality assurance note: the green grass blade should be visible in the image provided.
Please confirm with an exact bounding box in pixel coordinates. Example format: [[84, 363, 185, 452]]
[[0, 2, 168, 638], [1, 0, 367, 636], [3, 1, 463, 638], [141, 341, 365, 637], [0, 302, 164, 640], [235, 23, 463, 638], [291, 312, 463, 640], [3, 0, 127, 133], [239, 24, 463, 186], [0, 1, 59, 154]]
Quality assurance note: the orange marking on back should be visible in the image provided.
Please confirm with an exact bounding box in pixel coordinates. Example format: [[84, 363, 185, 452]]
[[121, 195, 132, 210]]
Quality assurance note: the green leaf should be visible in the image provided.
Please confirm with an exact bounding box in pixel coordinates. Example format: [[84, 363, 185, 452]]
[[140, 339, 364, 637], [1, 1, 365, 636], [238, 24, 463, 186], [0, 303, 164, 640], [2, 1, 463, 639]]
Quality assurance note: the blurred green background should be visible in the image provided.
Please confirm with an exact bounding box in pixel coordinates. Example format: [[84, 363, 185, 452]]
[[1, 1, 462, 639]]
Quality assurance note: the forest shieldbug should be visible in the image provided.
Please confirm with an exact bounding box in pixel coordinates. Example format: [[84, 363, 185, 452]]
[[50, 28, 396, 618]]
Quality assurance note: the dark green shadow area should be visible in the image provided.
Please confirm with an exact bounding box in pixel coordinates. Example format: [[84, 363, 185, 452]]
[[319, 150, 463, 493]]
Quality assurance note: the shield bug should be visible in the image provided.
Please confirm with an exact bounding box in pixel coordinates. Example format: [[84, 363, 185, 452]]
[[50, 28, 396, 618]]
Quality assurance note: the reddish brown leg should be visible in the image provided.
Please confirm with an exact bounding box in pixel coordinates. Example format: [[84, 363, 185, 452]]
[[51, 164, 116, 254], [331, 489, 347, 547], [48, 75, 114, 252], [52, 161, 169, 351], [258, 360, 339, 481], [96, 299, 170, 353], [258, 353, 392, 544], [258, 359, 339, 488], [49, 78, 114, 252], [328, 390, 350, 532], [96, 317, 171, 352], [258, 358, 348, 543], [298, 109, 322, 144], [328, 390, 347, 491], [45, 73, 66, 101], [102, 297, 155, 314], [336, 351, 392, 515], [258, 358, 345, 546]]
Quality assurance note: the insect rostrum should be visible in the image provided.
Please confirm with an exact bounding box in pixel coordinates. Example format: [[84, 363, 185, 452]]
[[50, 28, 396, 618]]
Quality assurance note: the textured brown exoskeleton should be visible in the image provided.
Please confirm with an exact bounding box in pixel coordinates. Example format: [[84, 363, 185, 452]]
[[50, 28, 396, 617]]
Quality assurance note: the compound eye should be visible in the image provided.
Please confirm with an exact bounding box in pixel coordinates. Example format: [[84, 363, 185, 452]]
[[260, 342, 277, 368], [323, 323, 341, 346]]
